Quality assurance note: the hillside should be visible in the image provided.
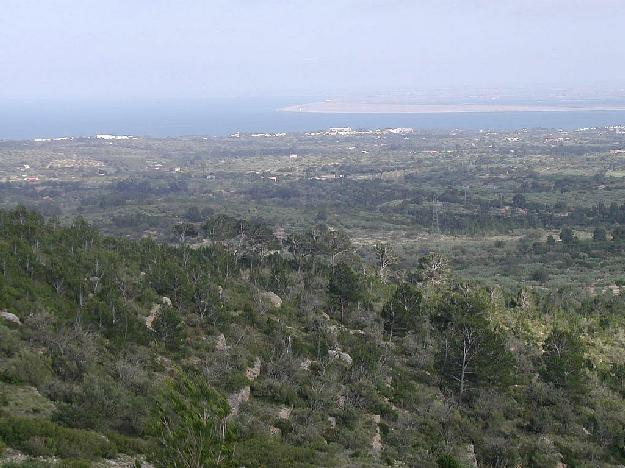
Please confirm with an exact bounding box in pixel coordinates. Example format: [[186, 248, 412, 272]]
[[1, 207, 625, 467]]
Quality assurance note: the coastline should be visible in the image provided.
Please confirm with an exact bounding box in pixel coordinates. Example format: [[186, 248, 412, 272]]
[[280, 102, 625, 114]]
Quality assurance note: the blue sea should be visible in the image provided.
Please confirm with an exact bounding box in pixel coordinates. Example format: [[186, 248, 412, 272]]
[[2, 97, 625, 140]]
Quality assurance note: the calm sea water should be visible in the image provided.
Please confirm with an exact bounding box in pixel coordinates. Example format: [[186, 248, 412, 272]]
[[2, 98, 625, 140]]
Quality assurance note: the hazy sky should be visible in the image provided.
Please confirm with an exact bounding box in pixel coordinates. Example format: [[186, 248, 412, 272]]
[[2, 0, 625, 100]]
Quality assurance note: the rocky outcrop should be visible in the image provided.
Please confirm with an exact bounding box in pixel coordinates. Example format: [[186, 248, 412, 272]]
[[227, 386, 251, 415], [0, 310, 21, 325], [145, 304, 160, 330], [328, 348, 353, 366], [337, 395, 346, 409], [145, 297, 172, 330], [228, 357, 261, 416], [372, 414, 382, 454], [0, 448, 62, 466], [260, 291, 282, 308], [277, 407, 291, 420], [246, 357, 262, 381], [104, 455, 155, 467], [466, 443, 478, 467], [215, 333, 228, 352]]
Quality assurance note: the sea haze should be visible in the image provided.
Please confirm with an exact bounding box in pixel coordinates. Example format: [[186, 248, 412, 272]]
[[2, 97, 625, 140]]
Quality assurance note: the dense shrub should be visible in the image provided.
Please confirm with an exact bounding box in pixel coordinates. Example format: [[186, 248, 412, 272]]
[[437, 454, 462, 468], [2, 350, 53, 387], [233, 438, 318, 467], [0, 416, 116, 460]]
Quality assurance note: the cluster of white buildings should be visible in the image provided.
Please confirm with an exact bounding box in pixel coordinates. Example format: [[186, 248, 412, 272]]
[[305, 127, 415, 137], [251, 132, 287, 137], [32, 135, 134, 142], [95, 134, 134, 140], [34, 137, 72, 142]]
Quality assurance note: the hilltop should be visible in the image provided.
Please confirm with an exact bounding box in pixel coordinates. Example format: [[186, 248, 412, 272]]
[[1, 208, 625, 466]]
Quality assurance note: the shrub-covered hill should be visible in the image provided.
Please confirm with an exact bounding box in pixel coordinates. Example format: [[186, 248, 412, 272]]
[[1, 207, 625, 467]]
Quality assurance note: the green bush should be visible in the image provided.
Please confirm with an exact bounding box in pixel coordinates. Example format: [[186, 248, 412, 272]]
[[0, 326, 20, 357], [220, 371, 251, 394], [252, 380, 299, 406], [530, 268, 550, 284], [105, 431, 151, 455], [3, 350, 53, 387], [0, 416, 116, 460], [437, 453, 461, 468], [541, 329, 588, 393], [150, 372, 234, 467], [51, 372, 149, 435], [232, 438, 317, 467], [152, 306, 185, 351], [0, 386, 8, 407]]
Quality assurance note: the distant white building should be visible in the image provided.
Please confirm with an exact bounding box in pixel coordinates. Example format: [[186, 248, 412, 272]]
[[34, 137, 72, 142], [328, 127, 353, 135], [96, 134, 132, 140], [385, 128, 414, 135]]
